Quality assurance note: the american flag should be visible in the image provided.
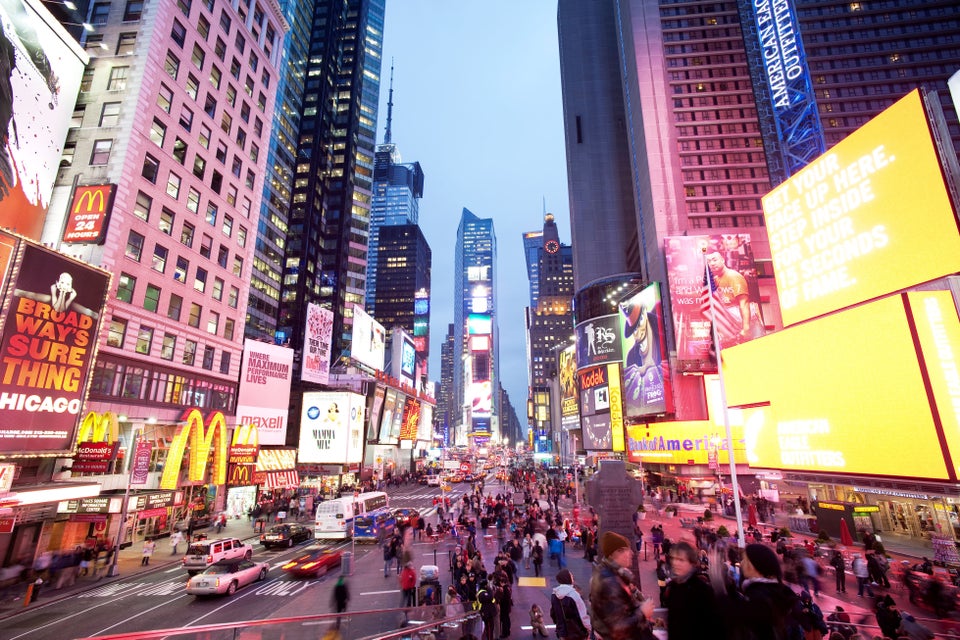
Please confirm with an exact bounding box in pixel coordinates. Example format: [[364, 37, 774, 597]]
[[699, 269, 741, 339]]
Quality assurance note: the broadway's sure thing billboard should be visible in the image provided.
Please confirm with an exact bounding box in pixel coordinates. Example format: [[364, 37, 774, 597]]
[[0, 0, 88, 241], [664, 234, 766, 371], [235, 340, 294, 445], [762, 89, 960, 327], [298, 392, 365, 464], [0, 242, 109, 454]]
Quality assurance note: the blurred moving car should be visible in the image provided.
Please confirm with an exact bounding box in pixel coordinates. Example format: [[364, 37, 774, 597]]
[[446, 474, 464, 483], [425, 475, 441, 487], [185, 558, 269, 596], [393, 508, 419, 526], [182, 538, 254, 575], [260, 523, 312, 548], [282, 547, 344, 578]]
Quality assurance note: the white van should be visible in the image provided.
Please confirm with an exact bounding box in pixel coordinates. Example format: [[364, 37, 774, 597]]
[[426, 475, 441, 487]]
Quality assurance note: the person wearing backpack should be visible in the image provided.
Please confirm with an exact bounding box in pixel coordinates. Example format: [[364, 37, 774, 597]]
[[795, 590, 829, 640], [550, 569, 591, 640], [532, 540, 544, 577]]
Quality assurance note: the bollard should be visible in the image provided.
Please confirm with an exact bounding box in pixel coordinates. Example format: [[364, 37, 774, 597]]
[[24, 577, 42, 606]]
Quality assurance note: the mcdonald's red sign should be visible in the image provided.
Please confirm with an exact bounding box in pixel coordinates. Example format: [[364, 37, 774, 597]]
[[62, 184, 115, 244]]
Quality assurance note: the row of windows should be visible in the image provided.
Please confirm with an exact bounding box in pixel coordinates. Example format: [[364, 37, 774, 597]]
[[89, 357, 236, 413], [117, 269, 239, 310], [107, 313, 234, 369], [688, 214, 765, 228]]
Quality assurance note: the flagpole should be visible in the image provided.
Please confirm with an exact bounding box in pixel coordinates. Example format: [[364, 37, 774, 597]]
[[704, 249, 746, 548]]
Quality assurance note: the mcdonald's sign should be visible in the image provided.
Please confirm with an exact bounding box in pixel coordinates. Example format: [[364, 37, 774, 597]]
[[159, 408, 228, 490], [61, 184, 115, 244], [227, 463, 254, 486], [76, 411, 119, 444]]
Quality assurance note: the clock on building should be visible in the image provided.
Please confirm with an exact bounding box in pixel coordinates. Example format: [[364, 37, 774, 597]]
[[545, 239, 559, 254]]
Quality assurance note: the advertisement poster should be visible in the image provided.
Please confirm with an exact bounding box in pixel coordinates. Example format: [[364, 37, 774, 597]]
[[367, 385, 385, 440], [399, 396, 420, 441], [558, 345, 577, 417], [351, 305, 385, 371], [664, 235, 765, 371], [575, 314, 622, 369], [235, 340, 294, 445], [61, 184, 116, 244], [618, 283, 673, 418], [298, 392, 364, 464], [0, 242, 109, 453], [0, 0, 87, 241], [378, 389, 398, 444], [130, 440, 152, 485], [301, 303, 333, 385]]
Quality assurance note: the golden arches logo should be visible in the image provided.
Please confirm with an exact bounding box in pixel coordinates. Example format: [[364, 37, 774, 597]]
[[160, 409, 228, 490], [73, 187, 107, 213], [76, 412, 119, 444], [232, 422, 259, 447]]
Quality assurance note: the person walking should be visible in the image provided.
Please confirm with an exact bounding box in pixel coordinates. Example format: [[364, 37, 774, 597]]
[[521, 534, 532, 570], [140, 538, 155, 566], [170, 529, 184, 555], [851, 553, 873, 598], [663, 540, 718, 640], [399, 561, 417, 609], [829, 549, 846, 593], [589, 532, 656, 640], [332, 575, 349, 629], [550, 569, 591, 640], [532, 540, 544, 577]]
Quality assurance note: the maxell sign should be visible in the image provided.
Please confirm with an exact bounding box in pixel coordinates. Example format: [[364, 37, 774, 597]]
[[235, 340, 294, 445]]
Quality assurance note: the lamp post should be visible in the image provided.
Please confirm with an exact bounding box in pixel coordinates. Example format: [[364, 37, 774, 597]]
[[703, 249, 746, 547], [106, 424, 142, 578]]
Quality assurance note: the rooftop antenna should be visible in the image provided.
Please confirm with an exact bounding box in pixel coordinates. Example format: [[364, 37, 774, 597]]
[[384, 59, 395, 144], [542, 196, 546, 216]]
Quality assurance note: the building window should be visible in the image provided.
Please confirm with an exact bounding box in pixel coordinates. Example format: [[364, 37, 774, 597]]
[[219, 350, 231, 374], [149, 118, 166, 147], [80, 68, 94, 92], [197, 14, 210, 40], [89, 139, 112, 165], [202, 345, 215, 370], [161, 333, 176, 360], [210, 170, 222, 193], [107, 66, 129, 91], [217, 244, 228, 268], [232, 255, 242, 276], [219, 10, 231, 33], [205, 203, 217, 226], [214, 141, 227, 163], [135, 326, 153, 354], [133, 191, 152, 221], [212, 277, 223, 300], [185, 74, 200, 100], [123, 0, 143, 21], [176, 0, 191, 18], [174, 256, 188, 282], [223, 317, 235, 340], [117, 273, 136, 303], [230, 155, 241, 177], [245, 169, 254, 190], [225, 84, 237, 108], [141, 154, 160, 182], [100, 102, 121, 127], [179, 106, 193, 131], [170, 20, 186, 47], [117, 32, 137, 55], [167, 293, 183, 320], [198, 124, 211, 149], [125, 231, 145, 261], [186, 187, 200, 213], [226, 184, 237, 206], [159, 208, 174, 235], [193, 155, 206, 180], [206, 311, 219, 335], [166, 171, 181, 199], [152, 245, 168, 273], [222, 214, 233, 237], [183, 339, 197, 365], [209, 65, 221, 89], [228, 286, 238, 309], [188, 303, 201, 328], [215, 37, 227, 60], [200, 234, 212, 258], [107, 318, 127, 348], [220, 112, 232, 135], [237, 226, 247, 248], [144, 284, 161, 312], [172, 138, 187, 164], [191, 43, 205, 70], [194, 267, 207, 292], [180, 221, 195, 247], [164, 51, 180, 80], [156, 83, 173, 113]]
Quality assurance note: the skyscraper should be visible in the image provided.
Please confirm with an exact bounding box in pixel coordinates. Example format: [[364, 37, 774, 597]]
[[278, 0, 385, 368], [245, 0, 314, 342], [453, 208, 498, 445], [365, 69, 425, 316], [438, 323, 455, 444]]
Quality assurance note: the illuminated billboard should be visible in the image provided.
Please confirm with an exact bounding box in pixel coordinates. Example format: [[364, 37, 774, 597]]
[[61, 184, 116, 244], [399, 397, 421, 441], [0, 0, 87, 241], [664, 235, 766, 371], [578, 363, 625, 452], [626, 422, 746, 466], [235, 340, 294, 445], [618, 283, 673, 417], [419, 403, 434, 441], [0, 242, 109, 454], [574, 314, 622, 368], [351, 305, 385, 371], [301, 303, 333, 385], [559, 345, 577, 417], [378, 389, 399, 445], [723, 293, 954, 479], [399, 336, 416, 385], [367, 385, 385, 440], [298, 391, 365, 464], [468, 380, 492, 417], [467, 314, 492, 335], [763, 90, 960, 327]]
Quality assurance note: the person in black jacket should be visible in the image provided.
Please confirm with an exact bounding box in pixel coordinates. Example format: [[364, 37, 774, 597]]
[[663, 541, 720, 640]]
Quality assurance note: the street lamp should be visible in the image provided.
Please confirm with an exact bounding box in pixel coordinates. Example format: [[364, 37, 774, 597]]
[[106, 417, 157, 577]]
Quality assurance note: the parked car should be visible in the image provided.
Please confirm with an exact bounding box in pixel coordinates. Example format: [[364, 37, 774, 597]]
[[185, 559, 269, 596], [260, 523, 312, 548], [425, 475, 441, 487], [282, 547, 344, 578], [393, 508, 419, 526], [182, 537, 254, 575]]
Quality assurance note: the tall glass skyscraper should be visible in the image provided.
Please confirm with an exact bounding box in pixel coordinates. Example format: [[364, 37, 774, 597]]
[[453, 208, 498, 445]]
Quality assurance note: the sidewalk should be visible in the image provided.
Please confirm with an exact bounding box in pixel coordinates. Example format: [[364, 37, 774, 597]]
[[0, 513, 265, 619]]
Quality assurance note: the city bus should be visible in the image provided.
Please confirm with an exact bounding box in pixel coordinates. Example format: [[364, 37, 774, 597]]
[[352, 507, 396, 543], [314, 491, 390, 540]]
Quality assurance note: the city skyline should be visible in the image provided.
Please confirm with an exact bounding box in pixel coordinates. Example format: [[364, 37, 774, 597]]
[[377, 0, 571, 411]]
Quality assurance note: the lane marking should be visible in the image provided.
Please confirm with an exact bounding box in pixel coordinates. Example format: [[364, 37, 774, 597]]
[[359, 589, 401, 596]]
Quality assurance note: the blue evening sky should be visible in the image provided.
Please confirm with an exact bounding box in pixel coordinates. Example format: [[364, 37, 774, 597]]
[[377, 1, 572, 419]]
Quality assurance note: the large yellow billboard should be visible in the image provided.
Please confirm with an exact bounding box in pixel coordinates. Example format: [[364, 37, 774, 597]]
[[722, 294, 952, 479], [762, 90, 960, 327]]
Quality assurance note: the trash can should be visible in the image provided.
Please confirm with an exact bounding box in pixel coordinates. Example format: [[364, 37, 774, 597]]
[[418, 564, 440, 608], [341, 551, 352, 575]]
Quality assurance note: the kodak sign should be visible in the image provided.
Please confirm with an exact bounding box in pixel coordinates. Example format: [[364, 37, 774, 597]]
[[61, 184, 115, 244], [159, 408, 228, 490]]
